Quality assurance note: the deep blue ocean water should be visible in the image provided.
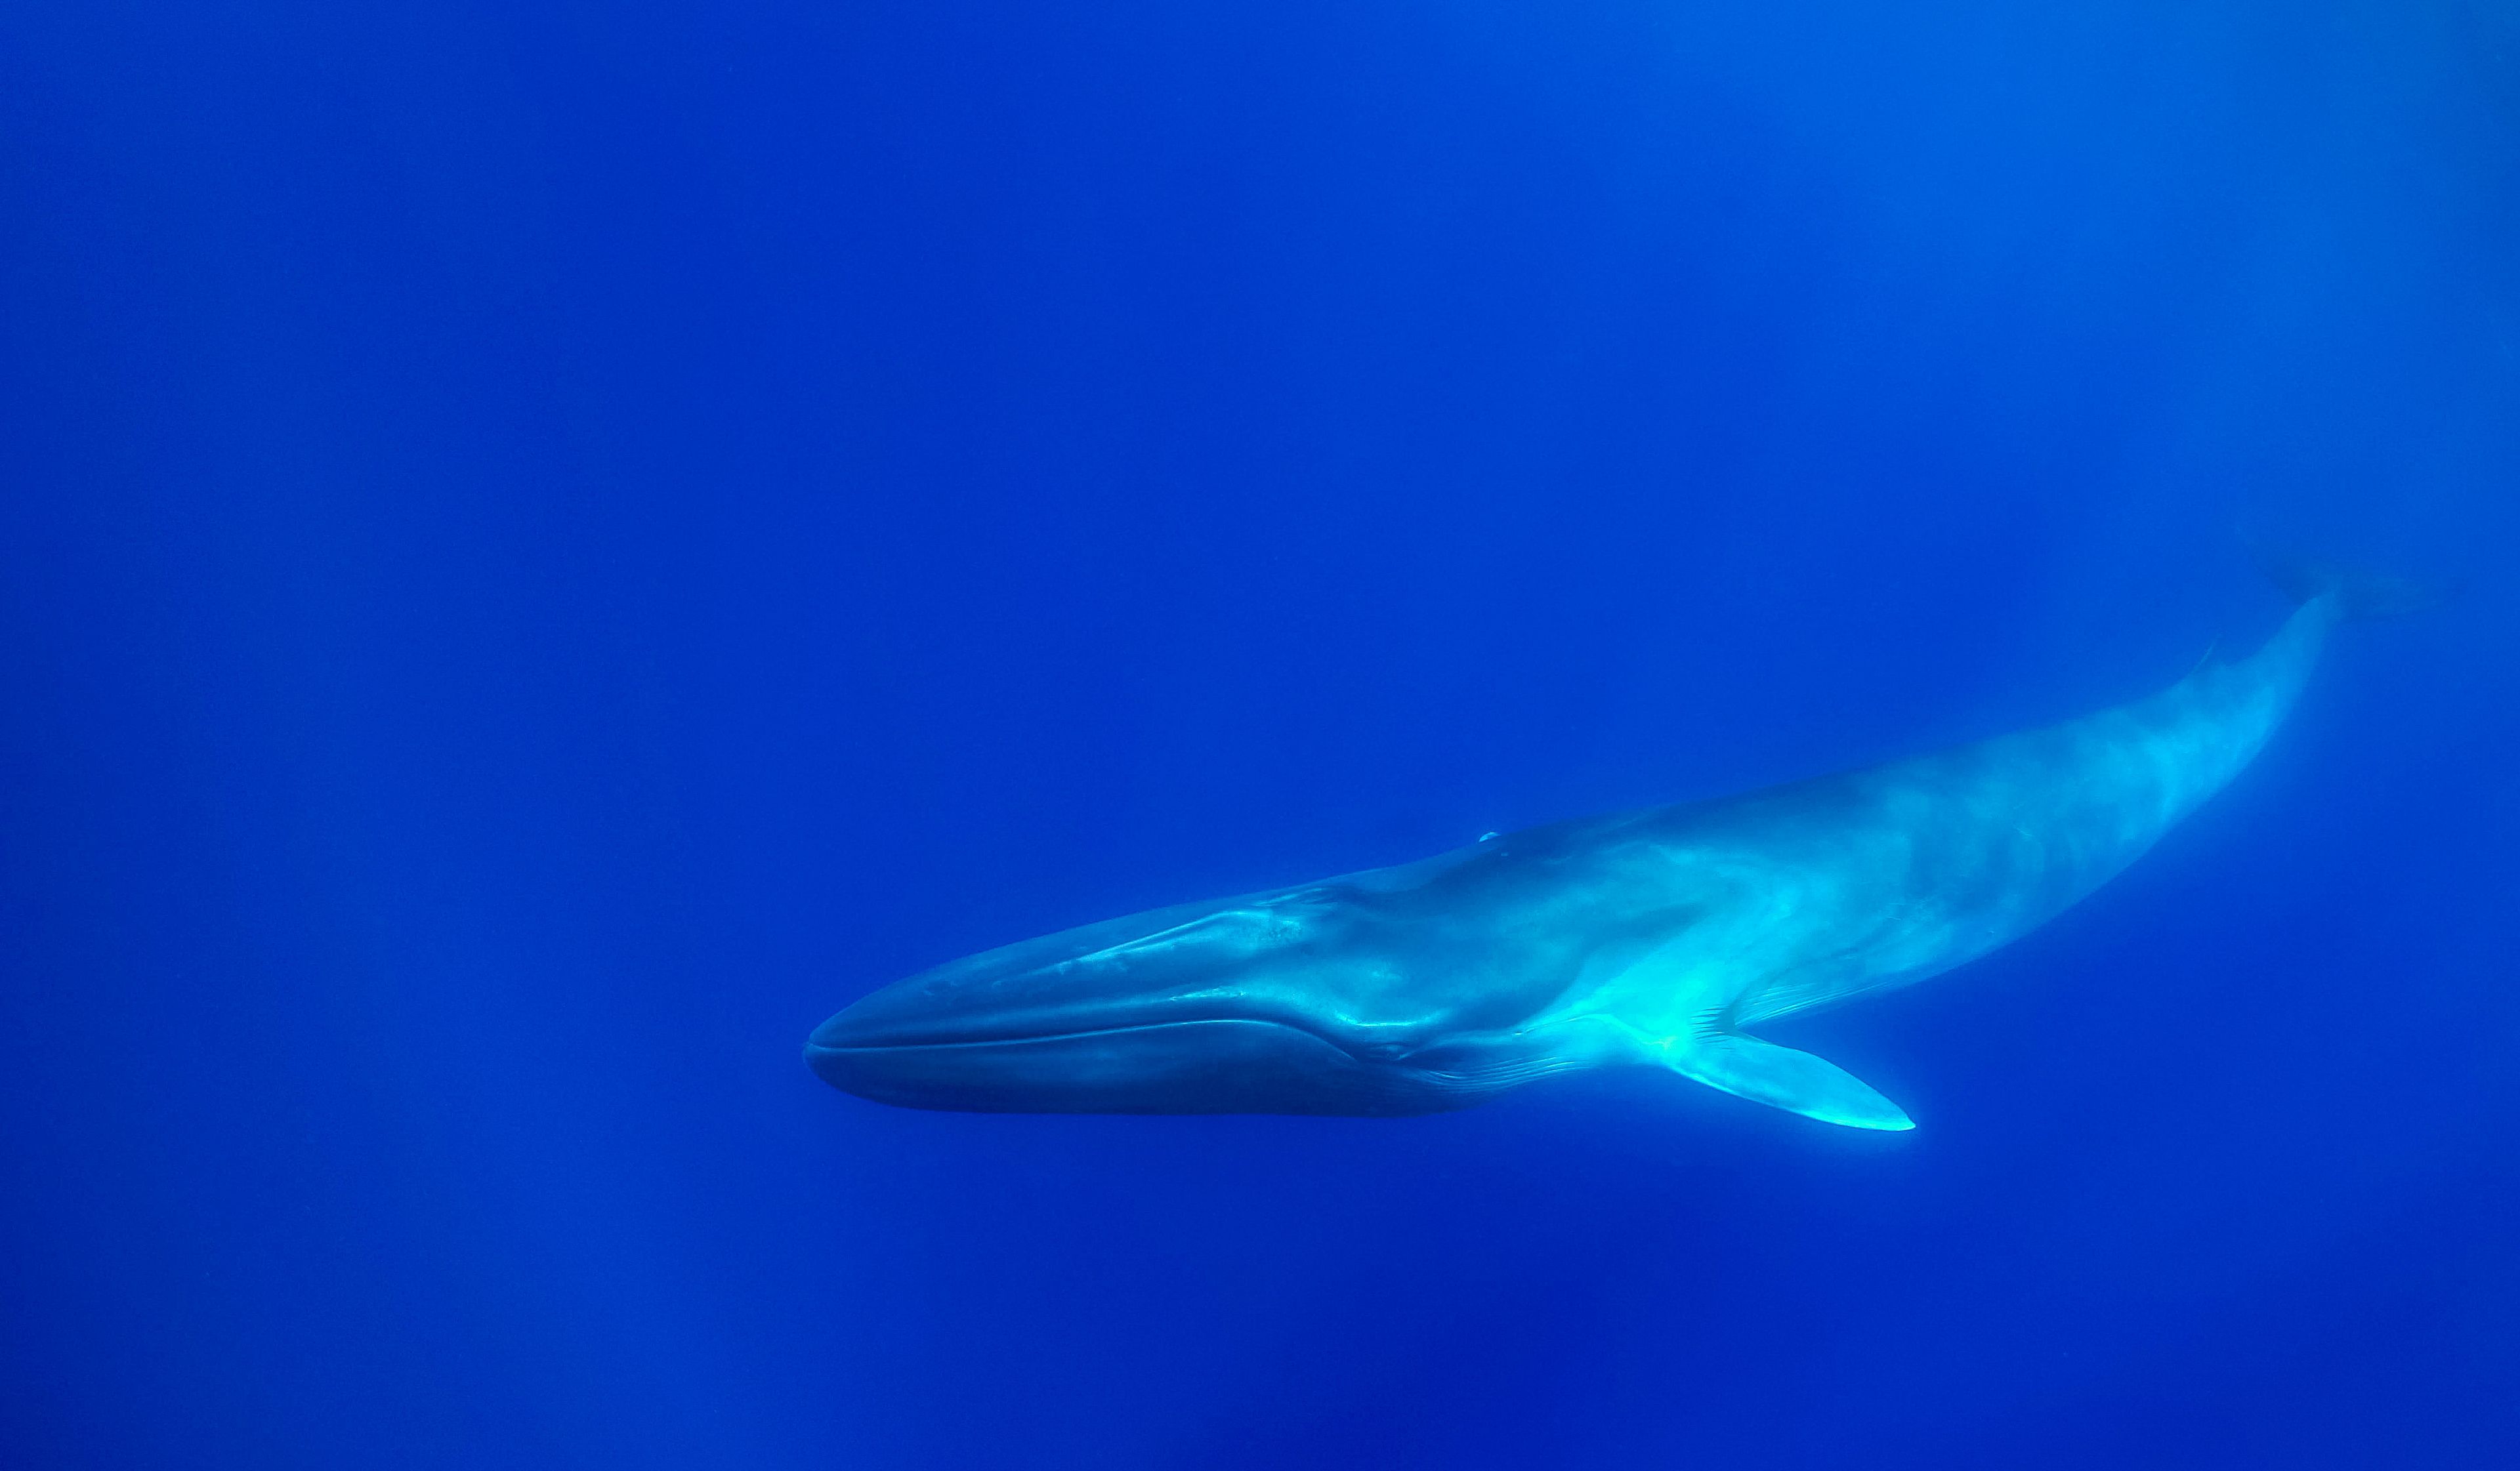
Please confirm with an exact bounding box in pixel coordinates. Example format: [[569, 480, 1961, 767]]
[[4, 3, 2516, 1466]]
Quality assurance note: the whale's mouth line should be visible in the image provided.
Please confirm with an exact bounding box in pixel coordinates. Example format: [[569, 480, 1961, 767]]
[[806, 1018, 1572, 1094], [805, 1012, 1589, 1114], [807, 1015, 1353, 1058]]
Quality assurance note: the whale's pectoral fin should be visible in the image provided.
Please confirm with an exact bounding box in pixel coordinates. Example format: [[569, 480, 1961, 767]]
[[1667, 1032, 1914, 1131]]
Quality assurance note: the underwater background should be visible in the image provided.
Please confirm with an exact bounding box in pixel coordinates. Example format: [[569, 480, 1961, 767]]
[[3, 1, 2517, 1466]]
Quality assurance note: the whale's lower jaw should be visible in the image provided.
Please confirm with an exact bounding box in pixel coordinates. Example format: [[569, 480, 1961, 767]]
[[806, 1018, 1515, 1117]]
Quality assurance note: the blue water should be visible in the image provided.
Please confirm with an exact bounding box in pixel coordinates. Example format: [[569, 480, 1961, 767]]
[[3, 3, 2515, 1466]]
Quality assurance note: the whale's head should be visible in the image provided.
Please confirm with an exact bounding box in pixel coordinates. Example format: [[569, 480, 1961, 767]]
[[807, 872, 1568, 1116]]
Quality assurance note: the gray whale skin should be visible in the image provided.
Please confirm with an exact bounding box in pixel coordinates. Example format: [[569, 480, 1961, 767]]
[[808, 578, 2374, 1130]]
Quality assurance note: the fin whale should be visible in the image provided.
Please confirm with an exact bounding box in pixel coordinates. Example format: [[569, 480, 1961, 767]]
[[808, 569, 2396, 1129]]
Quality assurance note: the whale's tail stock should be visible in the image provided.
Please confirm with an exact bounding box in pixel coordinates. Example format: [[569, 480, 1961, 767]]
[[2250, 539, 2456, 620]]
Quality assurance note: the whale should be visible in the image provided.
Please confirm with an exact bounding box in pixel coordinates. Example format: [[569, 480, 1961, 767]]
[[807, 569, 2403, 1129]]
